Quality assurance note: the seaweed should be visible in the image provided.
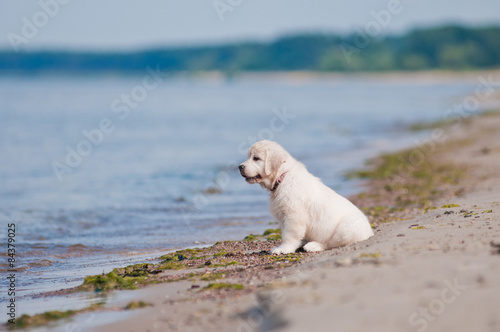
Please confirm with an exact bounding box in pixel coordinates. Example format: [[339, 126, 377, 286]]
[[124, 301, 152, 310], [262, 228, 281, 236], [201, 283, 244, 291], [7, 303, 103, 330]]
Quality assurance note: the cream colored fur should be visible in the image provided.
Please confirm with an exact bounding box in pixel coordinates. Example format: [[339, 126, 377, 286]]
[[239, 140, 374, 254]]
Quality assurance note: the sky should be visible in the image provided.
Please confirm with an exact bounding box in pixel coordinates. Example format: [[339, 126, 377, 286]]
[[1, 0, 500, 52]]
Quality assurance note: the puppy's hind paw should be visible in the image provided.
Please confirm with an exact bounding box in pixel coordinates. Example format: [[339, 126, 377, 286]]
[[303, 241, 324, 253]]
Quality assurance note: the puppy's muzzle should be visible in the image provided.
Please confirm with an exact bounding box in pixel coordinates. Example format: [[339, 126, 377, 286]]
[[239, 164, 261, 182]]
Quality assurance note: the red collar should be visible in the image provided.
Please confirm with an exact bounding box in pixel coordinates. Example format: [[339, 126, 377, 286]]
[[271, 171, 288, 192]]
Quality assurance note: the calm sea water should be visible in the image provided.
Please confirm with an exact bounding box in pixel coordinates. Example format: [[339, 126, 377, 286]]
[[0, 74, 484, 315]]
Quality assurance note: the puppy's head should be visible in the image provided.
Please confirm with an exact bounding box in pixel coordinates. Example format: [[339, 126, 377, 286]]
[[239, 140, 289, 189]]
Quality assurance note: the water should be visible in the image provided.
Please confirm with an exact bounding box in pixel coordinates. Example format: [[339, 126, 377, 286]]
[[0, 73, 484, 316]]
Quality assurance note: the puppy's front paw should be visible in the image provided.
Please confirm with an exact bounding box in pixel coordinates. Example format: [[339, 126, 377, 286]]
[[270, 246, 294, 255], [303, 241, 324, 252]]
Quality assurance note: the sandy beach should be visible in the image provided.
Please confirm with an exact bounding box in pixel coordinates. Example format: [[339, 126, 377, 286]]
[[8, 109, 500, 332], [64, 111, 498, 332]]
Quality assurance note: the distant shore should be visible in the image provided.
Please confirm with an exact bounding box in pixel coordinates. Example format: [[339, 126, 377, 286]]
[[2, 25, 500, 75], [2, 68, 500, 82]]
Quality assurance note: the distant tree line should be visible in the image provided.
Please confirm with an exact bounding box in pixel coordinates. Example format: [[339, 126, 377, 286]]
[[1, 25, 499, 74]]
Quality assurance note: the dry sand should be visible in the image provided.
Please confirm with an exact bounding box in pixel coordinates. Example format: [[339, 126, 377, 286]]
[[83, 113, 500, 332]]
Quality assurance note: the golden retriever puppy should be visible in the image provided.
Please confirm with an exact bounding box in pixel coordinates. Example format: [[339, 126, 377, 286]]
[[239, 140, 373, 254]]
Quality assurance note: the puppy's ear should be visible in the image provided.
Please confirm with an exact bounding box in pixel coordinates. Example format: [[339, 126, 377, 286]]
[[264, 148, 285, 175]]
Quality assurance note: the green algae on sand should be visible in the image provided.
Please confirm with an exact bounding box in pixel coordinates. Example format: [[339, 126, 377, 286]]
[[6, 303, 104, 331], [201, 283, 244, 291], [124, 301, 152, 310], [347, 142, 468, 225], [78, 232, 285, 292], [79, 266, 152, 292]]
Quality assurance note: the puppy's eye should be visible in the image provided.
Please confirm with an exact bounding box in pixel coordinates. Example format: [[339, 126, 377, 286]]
[[253, 156, 260, 161]]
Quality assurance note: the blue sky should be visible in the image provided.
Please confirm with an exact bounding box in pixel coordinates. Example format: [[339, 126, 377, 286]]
[[1, 0, 500, 51]]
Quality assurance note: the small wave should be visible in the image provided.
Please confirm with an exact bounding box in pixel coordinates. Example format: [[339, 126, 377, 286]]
[[66, 244, 90, 252], [28, 259, 53, 267]]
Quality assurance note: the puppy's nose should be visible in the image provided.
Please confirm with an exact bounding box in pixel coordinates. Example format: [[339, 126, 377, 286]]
[[238, 164, 245, 171]]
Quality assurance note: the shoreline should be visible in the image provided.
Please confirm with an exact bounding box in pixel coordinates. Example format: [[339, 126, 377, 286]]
[[7, 111, 500, 331], [2, 68, 500, 83]]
